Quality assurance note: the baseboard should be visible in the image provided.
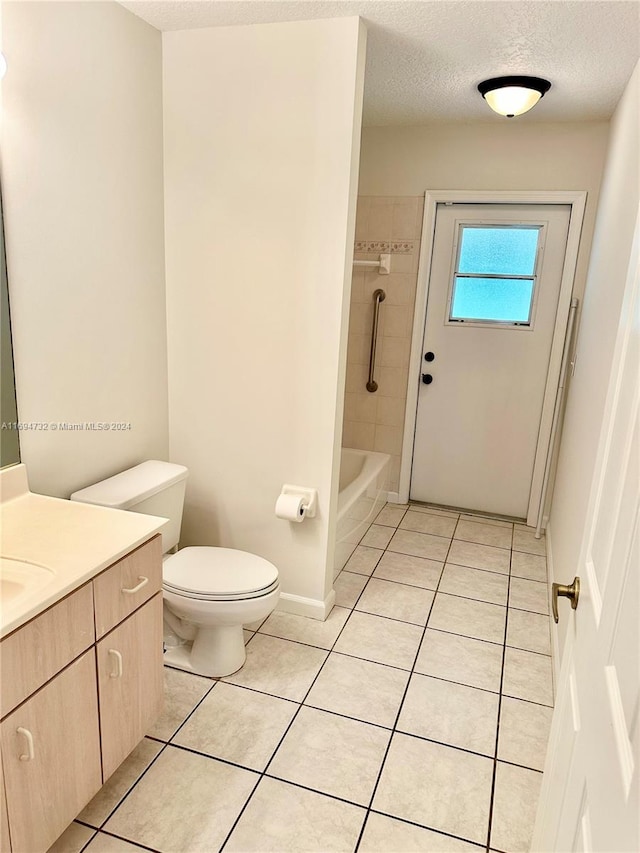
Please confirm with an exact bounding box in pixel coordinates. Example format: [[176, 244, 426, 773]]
[[276, 588, 336, 621], [385, 491, 401, 504], [545, 520, 562, 689]]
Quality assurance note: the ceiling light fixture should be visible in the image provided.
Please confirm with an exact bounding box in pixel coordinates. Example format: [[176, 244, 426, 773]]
[[478, 75, 551, 118]]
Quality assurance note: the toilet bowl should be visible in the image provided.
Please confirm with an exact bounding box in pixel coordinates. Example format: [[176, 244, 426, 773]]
[[70, 460, 280, 678], [162, 546, 279, 676]]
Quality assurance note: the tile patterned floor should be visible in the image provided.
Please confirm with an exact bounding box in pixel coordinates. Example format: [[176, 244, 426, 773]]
[[50, 503, 554, 853]]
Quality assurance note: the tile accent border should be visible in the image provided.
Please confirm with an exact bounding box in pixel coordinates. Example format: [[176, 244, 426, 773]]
[[355, 240, 415, 254]]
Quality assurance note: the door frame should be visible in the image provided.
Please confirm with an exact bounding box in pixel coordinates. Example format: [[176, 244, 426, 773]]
[[399, 190, 587, 524]]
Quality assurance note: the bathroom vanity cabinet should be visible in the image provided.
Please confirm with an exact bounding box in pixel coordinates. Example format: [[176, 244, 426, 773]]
[[0, 535, 163, 853]]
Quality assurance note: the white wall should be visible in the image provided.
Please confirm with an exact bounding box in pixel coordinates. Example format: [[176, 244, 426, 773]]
[[1, 1, 168, 497], [549, 62, 640, 658], [359, 121, 609, 304], [163, 18, 366, 615]]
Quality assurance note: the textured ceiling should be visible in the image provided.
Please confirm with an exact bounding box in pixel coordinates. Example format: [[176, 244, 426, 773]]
[[119, 0, 640, 125]]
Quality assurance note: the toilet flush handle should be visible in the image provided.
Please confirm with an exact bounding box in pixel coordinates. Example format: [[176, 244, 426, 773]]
[[121, 576, 149, 595]]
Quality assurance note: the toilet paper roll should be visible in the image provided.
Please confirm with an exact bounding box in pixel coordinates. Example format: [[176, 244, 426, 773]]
[[275, 493, 306, 522]]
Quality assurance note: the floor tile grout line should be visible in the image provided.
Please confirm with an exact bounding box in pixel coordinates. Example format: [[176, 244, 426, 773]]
[[218, 553, 386, 852], [451, 535, 513, 552], [342, 572, 549, 615], [76, 825, 98, 853], [171, 631, 552, 708], [336, 509, 416, 853], [220, 544, 395, 847], [367, 808, 487, 850], [92, 675, 221, 835], [357, 504, 410, 548], [168, 648, 553, 713], [216, 772, 264, 852], [383, 727, 500, 762], [484, 543, 514, 852], [443, 561, 514, 579], [353, 522, 457, 852], [168, 704, 544, 786], [90, 740, 172, 834], [79, 825, 162, 853], [261, 773, 371, 809]]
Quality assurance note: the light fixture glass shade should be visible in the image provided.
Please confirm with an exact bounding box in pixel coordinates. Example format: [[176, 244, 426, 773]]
[[484, 86, 542, 117], [478, 76, 551, 118]]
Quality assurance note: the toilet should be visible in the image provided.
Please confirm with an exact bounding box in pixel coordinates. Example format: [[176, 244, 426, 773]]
[[70, 460, 280, 677]]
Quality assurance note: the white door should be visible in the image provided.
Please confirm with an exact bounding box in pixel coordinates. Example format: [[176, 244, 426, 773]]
[[411, 203, 571, 517], [532, 219, 639, 851]]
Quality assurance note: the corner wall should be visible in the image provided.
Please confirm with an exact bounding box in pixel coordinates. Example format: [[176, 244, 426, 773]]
[[1, 1, 168, 497], [163, 18, 366, 615], [548, 62, 640, 659]]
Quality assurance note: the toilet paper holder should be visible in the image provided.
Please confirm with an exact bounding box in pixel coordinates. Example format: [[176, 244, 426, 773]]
[[278, 484, 318, 518]]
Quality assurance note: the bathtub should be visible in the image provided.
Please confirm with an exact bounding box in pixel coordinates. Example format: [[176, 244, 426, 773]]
[[334, 448, 390, 575]]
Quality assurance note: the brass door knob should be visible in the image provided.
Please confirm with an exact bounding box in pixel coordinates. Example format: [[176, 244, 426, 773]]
[[552, 576, 580, 623]]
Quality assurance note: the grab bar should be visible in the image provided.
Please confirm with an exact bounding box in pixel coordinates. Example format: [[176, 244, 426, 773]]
[[366, 288, 386, 392], [534, 297, 579, 538]]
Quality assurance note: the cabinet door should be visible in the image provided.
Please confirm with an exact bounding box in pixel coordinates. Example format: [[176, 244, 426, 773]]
[[96, 594, 163, 780], [1, 652, 101, 853], [1, 755, 10, 853]]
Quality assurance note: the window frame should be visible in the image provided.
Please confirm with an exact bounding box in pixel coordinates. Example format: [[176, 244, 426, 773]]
[[445, 220, 547, 330]]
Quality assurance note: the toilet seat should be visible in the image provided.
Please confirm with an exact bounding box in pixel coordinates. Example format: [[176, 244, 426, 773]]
[[163, 546, 279, 602]]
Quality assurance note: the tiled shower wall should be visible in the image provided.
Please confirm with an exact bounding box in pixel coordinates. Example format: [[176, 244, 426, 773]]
[[343, 196, 425, 492]]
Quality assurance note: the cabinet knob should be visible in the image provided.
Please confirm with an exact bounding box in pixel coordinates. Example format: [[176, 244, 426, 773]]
[[422, 373, 433, 385]]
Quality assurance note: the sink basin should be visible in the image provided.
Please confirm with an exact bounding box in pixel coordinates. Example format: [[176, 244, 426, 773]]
[[0, 557, 55, 604]]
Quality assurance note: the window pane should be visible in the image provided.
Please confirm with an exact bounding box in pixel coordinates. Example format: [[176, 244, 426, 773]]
[[458, 226, 539, 276], [451, 276, 534, 323]]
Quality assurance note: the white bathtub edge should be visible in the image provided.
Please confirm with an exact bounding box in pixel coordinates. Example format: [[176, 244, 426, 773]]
[[276, 588, 336, 622]]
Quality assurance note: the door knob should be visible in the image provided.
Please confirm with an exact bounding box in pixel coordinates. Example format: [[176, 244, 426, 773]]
[[552, 576, 580, 623], [422, 374, 433, 385]]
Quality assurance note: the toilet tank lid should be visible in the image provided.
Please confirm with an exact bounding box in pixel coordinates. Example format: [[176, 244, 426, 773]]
[[70, 460, 188, 510]]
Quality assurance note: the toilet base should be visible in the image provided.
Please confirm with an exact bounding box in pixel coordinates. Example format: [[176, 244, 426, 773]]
[[163, 624, 247, 678]]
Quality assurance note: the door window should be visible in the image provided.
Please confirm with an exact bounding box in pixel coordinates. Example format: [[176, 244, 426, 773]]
[[448, 224, 543, 326]]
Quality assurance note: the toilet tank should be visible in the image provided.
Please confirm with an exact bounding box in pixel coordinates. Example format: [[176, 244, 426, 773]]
[[70, 461, 189, 553]]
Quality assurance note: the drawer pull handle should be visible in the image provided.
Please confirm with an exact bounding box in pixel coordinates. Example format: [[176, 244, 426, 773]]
[[108, 649, 123, 679], [121, 576, 149, 595], [17, 727, 34, 761]]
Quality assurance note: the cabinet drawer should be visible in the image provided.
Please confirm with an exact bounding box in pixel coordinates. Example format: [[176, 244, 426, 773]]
[[93, 535, 162, 639], [0, 583, 94, 718], [1, 651, 102, 853]]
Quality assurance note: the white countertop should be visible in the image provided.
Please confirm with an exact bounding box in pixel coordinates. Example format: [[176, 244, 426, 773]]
[[0, 466, 167, 638]]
